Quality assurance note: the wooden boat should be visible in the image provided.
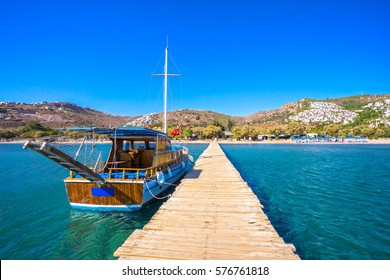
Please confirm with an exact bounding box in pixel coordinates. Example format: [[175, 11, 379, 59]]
[[24, 127, 191, 211], [23, 44, 193, 211]]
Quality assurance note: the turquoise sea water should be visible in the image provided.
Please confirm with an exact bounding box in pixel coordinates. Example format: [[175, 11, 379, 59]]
[[0, 143, 389, 259], [0, 143, 207, 260], [221, 144, 390, 260]]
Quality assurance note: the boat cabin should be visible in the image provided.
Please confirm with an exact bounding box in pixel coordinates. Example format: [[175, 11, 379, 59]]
[[106, 135, 172, 170], [64, 126, 183, 180]]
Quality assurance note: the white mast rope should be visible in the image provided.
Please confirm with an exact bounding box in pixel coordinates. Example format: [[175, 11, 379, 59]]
[[74, 136, 86, 160], [113, 128, 117, 167], [84, 133, 87, 165], [93, 151, 102, 171], [89, 130, 95, 166], [140, 50, 166, 107], [156, 134, 159, 165], [168, 50, 184, 109], [169, 52, 181, 74], [151, 50, 166, 75]]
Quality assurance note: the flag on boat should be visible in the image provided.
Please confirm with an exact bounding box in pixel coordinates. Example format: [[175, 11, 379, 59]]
[[171, 124, 182, 136]]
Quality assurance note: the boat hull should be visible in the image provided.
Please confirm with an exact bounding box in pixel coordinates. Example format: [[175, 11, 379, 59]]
[[65, 159, 190, 211]]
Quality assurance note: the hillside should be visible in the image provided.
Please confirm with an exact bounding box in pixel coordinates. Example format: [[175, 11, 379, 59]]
[[127, 109, 238, 130], [1, 94, 390, 138], [245, 102, 301, 125], [240, 94, 390, 126], [287, 94, 390, 127], [0, 101, 130, 130]]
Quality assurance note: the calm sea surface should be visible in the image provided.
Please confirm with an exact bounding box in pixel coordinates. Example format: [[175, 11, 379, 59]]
[[221, 144, 390, 260], [0, 143, 389, 259], [0, 143, 207, 260]]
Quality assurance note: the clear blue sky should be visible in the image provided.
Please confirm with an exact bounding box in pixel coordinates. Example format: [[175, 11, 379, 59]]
[[1, 0, 389, 117]]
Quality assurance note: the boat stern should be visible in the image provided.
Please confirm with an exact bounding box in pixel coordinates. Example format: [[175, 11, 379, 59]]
[[64, 179, 144, 211]]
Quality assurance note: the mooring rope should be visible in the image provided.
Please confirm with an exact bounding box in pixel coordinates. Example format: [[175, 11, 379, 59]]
[[144, 179, 175, 200]]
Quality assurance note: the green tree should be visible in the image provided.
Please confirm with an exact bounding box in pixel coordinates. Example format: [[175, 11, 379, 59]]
[[339, 128, 351, 137], [287, 122, 304, 135], [257, 126, 267, 135], [192, 127, 205, 140], [374, 128, 385, 139], [181, 127, 193, 139], [203, 125, 222, 139], [384, 127, 390, 138], [312, 123, 325, 134], [324, 124, 341, 136], [268, 125, 283, 137], [226, 119, 235, 131], [0, 130, 17, 139], [250, 128, 259, 139], [66, 131, 86, 140], [232, 126, 242, 139], [240, 125, 255, 139], [20, 121, 46, 133], [361, 127, 375, 139], [351, 126, 363, 136], [211, 119, 225, 131]]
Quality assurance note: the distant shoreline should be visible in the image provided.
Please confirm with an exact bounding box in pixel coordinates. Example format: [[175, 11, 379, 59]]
[[174, 139, 390, 145], [2, 139, 390, 145], [172, 139, 390, 145], [0, 140, 112, 145]]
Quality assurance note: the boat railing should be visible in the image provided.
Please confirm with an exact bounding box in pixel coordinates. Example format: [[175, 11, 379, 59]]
[[68, 149, 185, 181], [106, 151, 186, 180], [70, 165, 161, 181], [107, 159, 182, 180], [107, 166, 157, 180]]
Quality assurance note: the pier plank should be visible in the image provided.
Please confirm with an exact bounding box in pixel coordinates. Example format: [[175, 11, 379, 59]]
[[114, 142, 300, 260]]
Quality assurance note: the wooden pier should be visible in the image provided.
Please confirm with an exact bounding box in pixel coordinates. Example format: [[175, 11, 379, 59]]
[[114, 142, 300, 260]]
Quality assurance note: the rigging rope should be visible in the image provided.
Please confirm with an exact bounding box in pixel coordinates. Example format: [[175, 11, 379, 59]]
[[151, 50, 166, 75], [113, 128, 117, 167], [139, 50, 166, 107], [167, 52, 184, 110], [51, 136, 106, 168], [169, 52, 181, 74]]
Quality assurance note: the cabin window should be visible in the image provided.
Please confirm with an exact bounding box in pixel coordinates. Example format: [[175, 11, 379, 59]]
[[122, 140, 130, 151], [165, 141, 171, 150], [148, 141, 156, 149], [133, 141, 146, 150]]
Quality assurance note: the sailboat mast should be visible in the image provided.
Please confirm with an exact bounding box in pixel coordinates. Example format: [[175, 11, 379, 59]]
[[164, 47, 168, 134], [152, 40, 180, 135]]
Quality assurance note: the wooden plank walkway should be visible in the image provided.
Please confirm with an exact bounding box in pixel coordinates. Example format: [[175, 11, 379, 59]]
[[114, 142, 300, 260]]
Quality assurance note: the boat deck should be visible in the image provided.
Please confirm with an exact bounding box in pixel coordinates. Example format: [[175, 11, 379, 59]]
[[114, 142, 300, 260]]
